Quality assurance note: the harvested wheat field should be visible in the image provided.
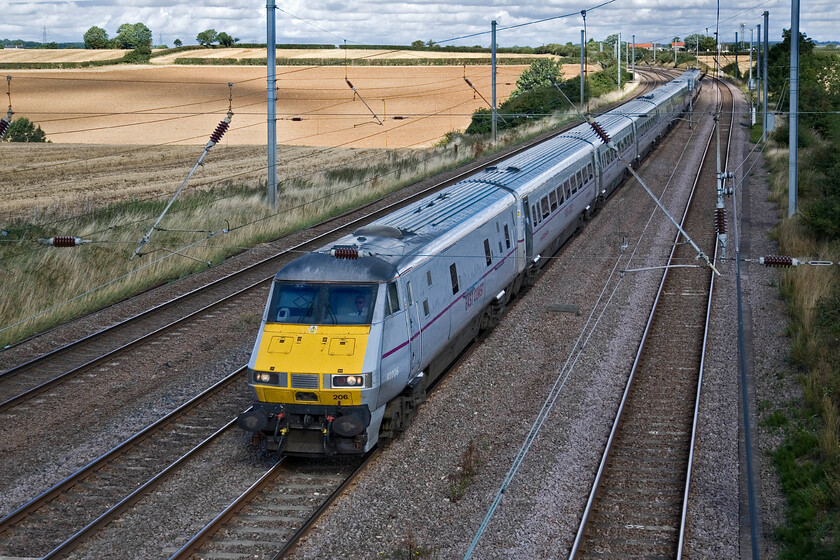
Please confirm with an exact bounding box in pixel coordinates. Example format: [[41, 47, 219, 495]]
[[8, 64, 528, 149], [149, 47, 554, 64], [2, 142, 405, 220], [2, 60, 541, 218]]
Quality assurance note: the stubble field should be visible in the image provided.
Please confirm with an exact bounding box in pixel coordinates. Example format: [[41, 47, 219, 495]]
[[3, 60, 538, 218]]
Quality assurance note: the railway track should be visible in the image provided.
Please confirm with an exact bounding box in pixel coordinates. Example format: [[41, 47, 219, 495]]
[[0, 368, 250, 558], [167, 456, 367, 560], [0, 71, 675, 560], [570, 77, 734, 558], [0, 71, 667, 416]]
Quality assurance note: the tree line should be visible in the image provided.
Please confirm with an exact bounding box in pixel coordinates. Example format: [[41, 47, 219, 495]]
[[83, 23, 239, 49]]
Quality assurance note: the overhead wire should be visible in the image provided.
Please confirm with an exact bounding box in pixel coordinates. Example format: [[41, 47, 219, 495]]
[[464, 75, 710, 556]]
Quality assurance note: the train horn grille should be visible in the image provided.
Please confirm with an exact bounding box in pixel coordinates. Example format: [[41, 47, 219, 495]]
[[291, 374, 319, 389]]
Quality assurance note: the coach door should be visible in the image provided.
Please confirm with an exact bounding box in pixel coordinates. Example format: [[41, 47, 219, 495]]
[[522, 195, 534, 259], [405, 280, 421, 374]]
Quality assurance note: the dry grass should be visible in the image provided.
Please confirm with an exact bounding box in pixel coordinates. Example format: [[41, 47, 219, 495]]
[[765, 129, 840, 505]]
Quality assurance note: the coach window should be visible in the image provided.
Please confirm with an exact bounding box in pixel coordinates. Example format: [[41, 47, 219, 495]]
[[483, 239, 492, 266], [549, 190, 558, 211], [386, 282, 400, 316], [423, 299, 430, 316], [576, 170, 583, 186], [449, 264, 459, 294], [587, 163, 594, 181], [426, 270, 433, 287], [556, 187, 564, 205], [541, 197, 550, 219], [570, 175, 578, 194], [504, 224, 511, 249], [564, 179, 571, 199]]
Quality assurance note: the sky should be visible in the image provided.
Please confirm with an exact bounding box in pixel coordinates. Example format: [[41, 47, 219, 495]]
[[2, 0, 838, 48]]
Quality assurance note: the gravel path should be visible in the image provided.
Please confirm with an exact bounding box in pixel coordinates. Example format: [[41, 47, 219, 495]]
[[286, 80, 791, 560]]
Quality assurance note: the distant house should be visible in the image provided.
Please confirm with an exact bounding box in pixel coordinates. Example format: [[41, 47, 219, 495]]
[[671, 42, 685, 51]]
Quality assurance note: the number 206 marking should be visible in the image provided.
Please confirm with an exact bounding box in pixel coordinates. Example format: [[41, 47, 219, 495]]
[[333, 394, 349, 401]]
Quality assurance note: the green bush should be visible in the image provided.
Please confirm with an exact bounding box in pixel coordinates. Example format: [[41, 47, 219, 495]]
[[2, 117, 47, 142], [121, 46, 151, 64], [465, 64, 630, 135]]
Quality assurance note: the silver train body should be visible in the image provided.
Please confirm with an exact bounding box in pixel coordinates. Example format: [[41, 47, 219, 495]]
[[237, 69, 703, 455]]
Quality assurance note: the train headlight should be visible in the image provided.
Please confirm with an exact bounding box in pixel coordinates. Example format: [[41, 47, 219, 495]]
[[252, 371, 282, 385], [331, 374, 370, 388]]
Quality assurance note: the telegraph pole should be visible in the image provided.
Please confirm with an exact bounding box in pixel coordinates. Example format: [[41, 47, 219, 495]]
[[581, 29, 585, 107], [617, 32, 621, 89], [749, 27, 755, 125], [491, 20, 497, 144], [756, 23, 762, 114], [789, 0, 799, 216], [762, 11, 769, 141], [267, 0, 277, 209], [631, 34, 635, 80]]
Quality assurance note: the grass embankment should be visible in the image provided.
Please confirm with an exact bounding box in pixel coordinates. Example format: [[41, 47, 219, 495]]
[[759, 119, 840, 558]]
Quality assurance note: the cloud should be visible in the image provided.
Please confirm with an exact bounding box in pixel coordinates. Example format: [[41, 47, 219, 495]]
[[1, 0, 837, 45]]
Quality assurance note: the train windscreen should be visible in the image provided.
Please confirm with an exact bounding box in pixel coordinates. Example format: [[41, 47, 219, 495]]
[[268, 282, 377, 325]]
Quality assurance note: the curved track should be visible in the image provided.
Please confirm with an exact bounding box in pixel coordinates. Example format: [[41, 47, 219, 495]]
[[570, 77, 734, 559]]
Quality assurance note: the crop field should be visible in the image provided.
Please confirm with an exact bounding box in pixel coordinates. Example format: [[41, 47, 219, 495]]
[[7, 64, 528, 148], [2, 55, 594, 219]]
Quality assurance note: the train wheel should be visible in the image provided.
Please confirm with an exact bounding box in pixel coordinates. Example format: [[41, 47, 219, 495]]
[[379, 400, 403, 446]]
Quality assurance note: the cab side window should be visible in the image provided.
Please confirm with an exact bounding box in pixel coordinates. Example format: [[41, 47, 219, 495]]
[[386, 282, 400, 316], [449, 264, 459, 294]]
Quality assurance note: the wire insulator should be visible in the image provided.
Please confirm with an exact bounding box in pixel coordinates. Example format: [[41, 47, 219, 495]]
[[331, 245, 359, 259], [0, 119, 9, 141], [761, 255, 794, 267], [39, 236, 86, 247], [209, 120, 229, 144], [715, 207, 727, 235], [586, 117, 611, 144]]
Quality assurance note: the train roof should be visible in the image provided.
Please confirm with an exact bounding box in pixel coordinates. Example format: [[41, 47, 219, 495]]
[[276, 70, 697, 284]]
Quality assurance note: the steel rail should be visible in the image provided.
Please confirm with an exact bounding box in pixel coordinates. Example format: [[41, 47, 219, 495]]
[[168, 458, 289, 560], [570, 75, 730, 558], [0, 367, 245, 532], [42, 419, 237, 560], [676, 77, 735, 558]]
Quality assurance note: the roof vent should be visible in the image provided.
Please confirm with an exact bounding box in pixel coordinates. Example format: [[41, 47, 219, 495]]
[[506, 166, 521, 173], [352, 224, 403, 239]]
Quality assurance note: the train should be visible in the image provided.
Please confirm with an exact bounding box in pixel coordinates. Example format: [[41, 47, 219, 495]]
[[236, 69, 703, 456]]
